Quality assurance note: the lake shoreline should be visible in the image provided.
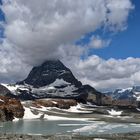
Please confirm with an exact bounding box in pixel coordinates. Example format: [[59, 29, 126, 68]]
[[1, 132, 140, 140]]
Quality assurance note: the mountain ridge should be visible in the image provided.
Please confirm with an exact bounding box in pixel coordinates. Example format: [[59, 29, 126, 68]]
[[105, 86, 140, 101], [0, 60, 106, 105], [1, 60, 140, 108]]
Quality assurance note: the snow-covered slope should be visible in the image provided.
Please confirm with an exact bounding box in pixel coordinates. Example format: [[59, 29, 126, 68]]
[[14, 103, 93, 121], [31, 79, 78, 98], [1, 83, 31, 95], [105, 86, 140, 101], [1, 78, 79, 99]]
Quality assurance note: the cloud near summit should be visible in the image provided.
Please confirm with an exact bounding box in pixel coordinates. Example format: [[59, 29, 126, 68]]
[[0, 0, 138, 91], [1, 0, 133, 64]]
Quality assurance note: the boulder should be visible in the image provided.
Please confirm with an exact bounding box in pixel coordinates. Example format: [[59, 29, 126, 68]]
[[0, 96, 24, 121]]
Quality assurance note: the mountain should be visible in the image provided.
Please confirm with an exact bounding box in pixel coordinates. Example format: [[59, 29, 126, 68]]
[[1, 60, 105, 104], [1, 60, 138, 108], [18, 60, 82, 88], [105, 86, 140, 101]]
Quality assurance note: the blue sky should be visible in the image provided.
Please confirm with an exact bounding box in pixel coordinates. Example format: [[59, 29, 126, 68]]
[[0, 0, 4, 38], [77, 0, 140, 60], [94, 0, 140, 59]]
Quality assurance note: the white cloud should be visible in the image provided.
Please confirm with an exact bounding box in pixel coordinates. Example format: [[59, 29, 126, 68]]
[[106, 0, 134, 31], [1, 0, 133, 65], [0, 40, 32, 83], [63, 56, 140, 91], [88, 36, 111, 49], [0, 0, 136, 91], [2, 0, 107, 65]]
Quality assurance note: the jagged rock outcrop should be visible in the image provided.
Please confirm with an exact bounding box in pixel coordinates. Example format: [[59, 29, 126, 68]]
[[0, 84, 19, 99], [74, 85, 101, 104], [0, 96, 24, 121], [19, 60, 82, 88], [0, 84, 11, 96]]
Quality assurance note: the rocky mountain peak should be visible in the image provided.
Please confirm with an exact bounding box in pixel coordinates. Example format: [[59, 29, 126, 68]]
[[0, 59, 107, 105], [19, 60, 82, 88]]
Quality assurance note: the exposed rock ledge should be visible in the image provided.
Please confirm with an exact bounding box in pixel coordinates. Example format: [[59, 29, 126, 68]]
[[0, 96, 24, 121], [31, 99, 77, 109]]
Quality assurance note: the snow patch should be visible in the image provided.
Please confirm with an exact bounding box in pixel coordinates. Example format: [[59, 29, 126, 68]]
[[52, 101, 57, 104], [117, 87, 132, 93], [65, 104, 93, 114], [0, 99, 4, 102], [23, 107, 44, 119], [1, 83, 30, 95], [1, 84, 18, 94], [13, 117, 20, 122], [50, 79, 70, 87], [44, 115, 90, 121], [136, 108, 140, 111], [107, 109, 122, 116]]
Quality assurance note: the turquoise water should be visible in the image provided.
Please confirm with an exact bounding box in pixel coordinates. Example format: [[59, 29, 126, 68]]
[[0, 120, 90, 135], [0, 119, 140, 136]]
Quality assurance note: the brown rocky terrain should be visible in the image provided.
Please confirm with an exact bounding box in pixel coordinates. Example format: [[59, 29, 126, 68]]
[[0, 95, 24, 121], [31, 99, 77, 109], [112, 99, 138, 109]]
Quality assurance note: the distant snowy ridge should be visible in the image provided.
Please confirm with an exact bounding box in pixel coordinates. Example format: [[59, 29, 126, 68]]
[[105, 86, 140, 101]]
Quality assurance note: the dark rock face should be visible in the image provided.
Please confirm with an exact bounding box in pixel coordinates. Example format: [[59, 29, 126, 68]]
[[19, 60, 82, 88], [0, 84, 11, 96], [74, 85, 101, 104], [0, 84, 20, 99]]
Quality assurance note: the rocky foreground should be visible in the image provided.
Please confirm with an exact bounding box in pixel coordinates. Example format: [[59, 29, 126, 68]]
[[0, 95, 24, 121], [1, 132, 140, 140], [0, 94, 140, 121], [0, 94, 80, 121]]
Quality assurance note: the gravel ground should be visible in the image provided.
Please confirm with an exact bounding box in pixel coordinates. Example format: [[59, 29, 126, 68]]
[[1, 132, 140, 140]]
